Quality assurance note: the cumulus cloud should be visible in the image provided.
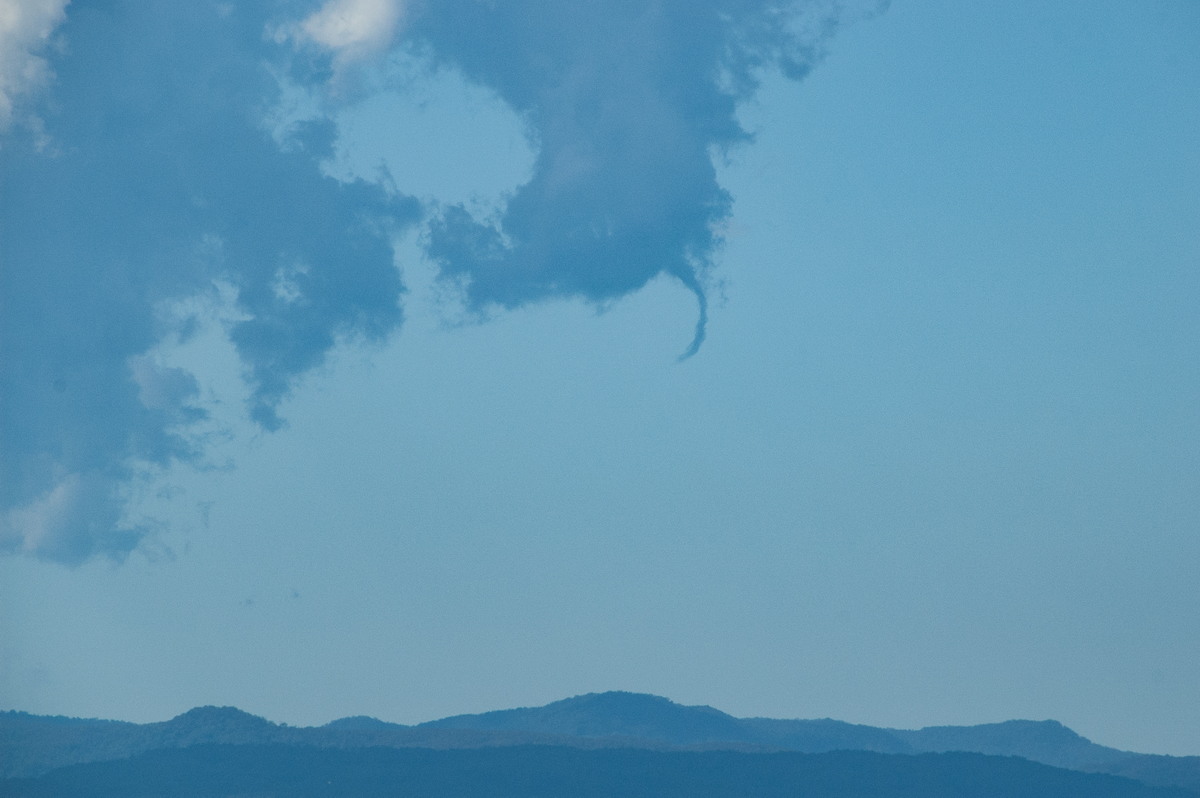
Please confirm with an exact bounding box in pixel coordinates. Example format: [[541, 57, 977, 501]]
[[286, 0, 406, 86], [301, 0, 405, 58], [0, 0, 69, 131], [0, 0, 419, 563]]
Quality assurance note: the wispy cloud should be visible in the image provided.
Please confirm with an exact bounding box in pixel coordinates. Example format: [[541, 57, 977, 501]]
[[0, 0, 69, 133]]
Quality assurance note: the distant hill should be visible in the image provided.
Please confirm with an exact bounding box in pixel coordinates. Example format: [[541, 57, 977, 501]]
[[898, 718, 1125, 767], [423, 691, 748, 742], [0, 706, 655, 780], [2, 692, 1197, 793], [419, 691, 1200, 791], [2, 744, 1194, 798], [424, 691, 913, 753]]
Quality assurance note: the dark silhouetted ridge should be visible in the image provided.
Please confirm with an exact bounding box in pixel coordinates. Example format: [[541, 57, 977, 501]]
[[3, 744, 1193, 798]]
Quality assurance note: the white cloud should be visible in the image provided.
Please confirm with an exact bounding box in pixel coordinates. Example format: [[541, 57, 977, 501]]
[[299, 0, 405, 62], [0, 0, 69, 131]]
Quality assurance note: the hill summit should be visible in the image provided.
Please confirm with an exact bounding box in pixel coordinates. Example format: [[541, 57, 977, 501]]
[[421, 691, 745, 743]]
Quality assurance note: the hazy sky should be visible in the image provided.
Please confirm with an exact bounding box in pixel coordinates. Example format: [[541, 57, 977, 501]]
[[2, 0, 1198, 757]]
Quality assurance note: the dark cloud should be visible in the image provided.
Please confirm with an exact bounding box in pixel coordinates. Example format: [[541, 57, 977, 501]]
[[1, 0, 877, 564], [411, 0, 874, 357], [0, 1, 418, 563]]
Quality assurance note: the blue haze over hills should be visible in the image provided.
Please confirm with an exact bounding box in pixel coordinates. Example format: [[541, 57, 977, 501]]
[[3, 693, 1198, 794], [2, 0, 1198, 761]]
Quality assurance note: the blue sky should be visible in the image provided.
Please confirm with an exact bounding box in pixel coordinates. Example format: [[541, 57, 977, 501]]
[[2, 0, 1198, 756]]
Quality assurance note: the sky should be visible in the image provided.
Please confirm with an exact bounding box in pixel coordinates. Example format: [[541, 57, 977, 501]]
[[1, 0, 1198, 757]]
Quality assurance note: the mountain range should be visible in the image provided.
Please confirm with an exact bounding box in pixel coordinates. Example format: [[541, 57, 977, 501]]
[[2, 692, 1197, 795]]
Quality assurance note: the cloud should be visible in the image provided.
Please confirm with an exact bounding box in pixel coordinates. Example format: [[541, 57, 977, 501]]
[[411, 0, 880, 357], [0, 0, 419, 564], [1, 0, 878, 564], [287, 0, 406, 86], [0, 472, 141, 566], [0, 0, 69, 132], [301, 0, 405, 58]]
